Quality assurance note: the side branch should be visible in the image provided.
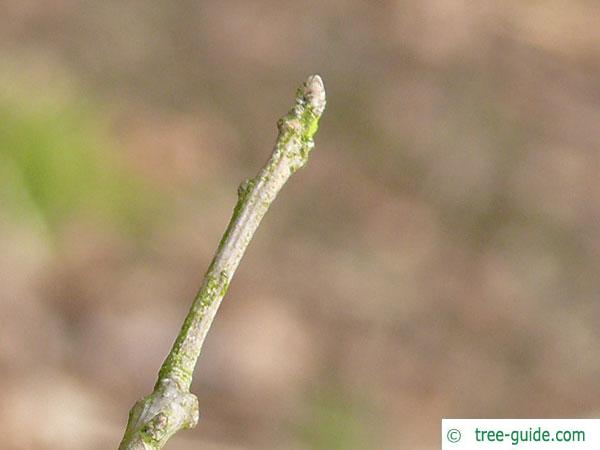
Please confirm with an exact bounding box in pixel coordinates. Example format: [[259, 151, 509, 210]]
[[118, 75, 326, 450]]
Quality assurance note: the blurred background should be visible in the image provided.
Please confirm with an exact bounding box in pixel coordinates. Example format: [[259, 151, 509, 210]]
[[1, 1, 599, 449]]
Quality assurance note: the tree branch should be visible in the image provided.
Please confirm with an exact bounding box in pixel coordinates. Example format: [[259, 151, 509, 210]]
[[118, 75, 326, 450]]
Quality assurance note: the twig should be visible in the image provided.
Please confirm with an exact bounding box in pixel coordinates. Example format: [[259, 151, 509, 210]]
[[118, 75, 326, 450]]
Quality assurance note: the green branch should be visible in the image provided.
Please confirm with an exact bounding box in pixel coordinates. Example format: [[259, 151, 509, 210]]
[[118, 75, 326, 450]]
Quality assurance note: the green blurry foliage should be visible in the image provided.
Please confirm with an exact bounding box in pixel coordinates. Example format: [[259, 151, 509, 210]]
[[0, 80, 159, 238], [297, 385, 378, 450]]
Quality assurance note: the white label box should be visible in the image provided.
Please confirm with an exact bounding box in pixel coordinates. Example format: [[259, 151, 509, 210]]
[[442, 419, 600, 449]]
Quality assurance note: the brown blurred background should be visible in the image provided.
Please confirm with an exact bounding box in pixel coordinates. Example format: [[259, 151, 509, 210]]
[[1, 1, 599, 449]]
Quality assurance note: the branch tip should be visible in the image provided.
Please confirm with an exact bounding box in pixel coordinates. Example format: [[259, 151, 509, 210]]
[[303, 74, 326, 117]]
